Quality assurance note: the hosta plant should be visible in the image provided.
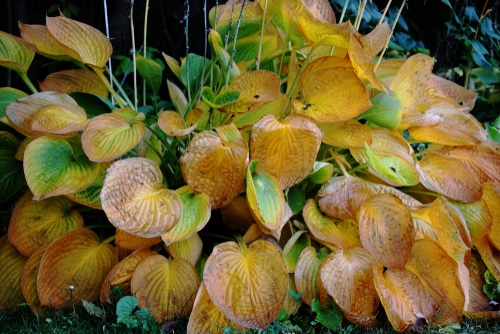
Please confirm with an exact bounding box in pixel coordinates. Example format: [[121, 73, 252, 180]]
[[1, 0, 500, 332]]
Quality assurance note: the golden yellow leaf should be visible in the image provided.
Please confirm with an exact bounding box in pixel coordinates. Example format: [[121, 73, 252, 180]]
[[294, 246, 323, 306], [180, 124, 248, 209], [320, 119, 373, 148], [452, 198, 492, 240], [115, 228, 161, 251], [303, 199, 361, 249], [360, 21, 392, 59], [131, 254, 200, 322], [39, 69, 108, 98], [21, 245, 49, 316], [484, 183, 500, 250], [37, 228, 118, 308], [100, 157, 183, 238], [157, 109, 203, 138], [319, 247, 379, 327], [8, 191, 84, 256], [29, 104, 88, 135], [373, 263, 440, 332], [358, 194, 415, 268], [422, 74, 477, 112], [284, 274, 302, 316], [0, 234, 28, 310], [46, 15, 112, 68], [187, 282, 246, 334], [250, 114, 322, 189], [203, 239, 288, 329], [18, 23, 68, 60], [164, 233, 203, 266], [100, 247, 157, 304], [417, 152, 482, 203]]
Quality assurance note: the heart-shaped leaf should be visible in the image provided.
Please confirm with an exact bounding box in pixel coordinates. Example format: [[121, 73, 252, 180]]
[[46, 15, 112, 68], [100, 157, 183, 238], [8, 191, 84, 256], [203, 238, 288, 329], [81, 109, 146, 162], [250, 114, 322, 189], [180, 123, 248, 209], [24, 136, 100, 200], [29, 104, 88, 135], [0, 234, 28, 310], [131, 254, 200, 322], [0, 30, 35, 75], [37, 228, 118, 308]]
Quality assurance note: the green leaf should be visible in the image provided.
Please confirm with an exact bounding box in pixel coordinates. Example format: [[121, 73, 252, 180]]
[[282, 230, 310, 272], [486, 123, 500, 143], [70, 92, 113, 116], [137, 54, 163, 96], [287, 185, 306, 215], [309, 162, 334, 185], [480, 18, 500, 40], [440, 0, 452, 8], [0, 148, 26, 203], [358, 91, 403, 129], [181, 53, 212, 99], [0, 30, 35, 75], [311, 298, 343, 330], [167, 80, 188, 115], [0, 87, 28, 118], [214, 89, 241, 107]]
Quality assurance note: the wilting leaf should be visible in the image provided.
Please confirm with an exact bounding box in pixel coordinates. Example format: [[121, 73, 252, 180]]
[[8, 192, 84, 256], [24, 136, 100, 200], [0, 234, 28, 310], [417, 152, 482, 203], [246, 160, 293, 239], [373, 263, 440, 332], [358, 194, 415, 268], [250, 114, 322, 189], [320, 119, 373, 148], [131, 254, 200, 322], [100, 157, 182, 238], [0, 30, 35, 75], [46, 15, 113, 68], [303, 199, 361, 249], [187, 282, 245, 334], [320, 247, 379, 327], [164, 233, 203, 266], [452, 198, 491, 240], [81, 109, 146, 162], [180, 123, 248, 209], [203, 239, 288, 329], [37, 228, 118, 308], [360, 21, 392, 58], [100, 247, 157, 304], [39, 69, 108, 98]]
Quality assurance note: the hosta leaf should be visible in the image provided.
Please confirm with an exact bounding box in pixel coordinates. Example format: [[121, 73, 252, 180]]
[[0, 234, 28, 310], [208, 30, 239, 83], [167, 80, 188, 114], [405, 239, 465, 326], [250, 114, 322, 189], [180, 53, 214, 99], [136, 55, 162, 96], [282, 230, 311, 273], [37, 228, 118, 308], [0, 133, 25, 203], [203, 239, 288, 329], [452, 198, 491, 240], [160, 186, 211, 245], [131, 255, 200, 322], [417, 152, 482, 203], [157, 109, 203, 138], [223, 70, 281, 114], [484, 183, 500, 250], [358, 91, 403, 129], [295, 246, 326, 306], [233, 94, 286, 130], [220, 195, 256, 231], [39, 69, 108, 98], [8, 192, 84, 256], [320, 119, 373, 148], [246, 160, 293, 239], [0, 87, 27, 117], [24, 137, 100, 200], [319, 247, 379, 327], [303, 199, 361, 249], [64, 160, 111, 209], [187, 282, 245, 334], [284, 274, 302, 316], [164, 233, 203, 266], [308, 161, 334, 185], [0, 30, 35, 74], [115, 228, 161, 251], [29, 104, 88, 135], [293, 66, 371, 122], [18, 23, 69, 60], [100, 247, 157, 304], [474, 236, 500, 281], [373, 263, 440, 332], [81, 109, 146, 162], [180, 124, 248, 209], [21, 245, 49, 316], [358, 194, 415, 268], [100, 157, 183, 238], [46, 15, 113, 68], [360, 21, 392, 58], [422, 74, 477, 112]]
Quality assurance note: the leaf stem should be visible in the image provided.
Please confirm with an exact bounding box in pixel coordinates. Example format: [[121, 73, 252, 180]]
[[256, 0, 269, 70], [93, 67, 126, 108], [18, 72, 38, 94], [130, 3, 138, 110], [101, 234, 116, 244]]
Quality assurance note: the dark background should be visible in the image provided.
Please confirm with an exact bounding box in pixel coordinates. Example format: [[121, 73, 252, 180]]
[[0, 0, 495, 91]]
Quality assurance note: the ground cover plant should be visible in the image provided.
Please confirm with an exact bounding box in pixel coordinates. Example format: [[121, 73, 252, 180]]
[[0, 0, 500, 333]]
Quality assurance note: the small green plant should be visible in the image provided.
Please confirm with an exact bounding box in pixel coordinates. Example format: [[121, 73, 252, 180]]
[[115, 296, 153, 330], [310, 299, 343, 331]]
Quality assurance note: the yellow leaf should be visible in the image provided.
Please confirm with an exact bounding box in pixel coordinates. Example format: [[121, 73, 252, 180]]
[[46, 15, 112, 68], [319, 247, 379, 327], [474, 236, 500, 281], [29, 104, 88, 135], [421, 74, 477, 112], [18, 23, 69, 60], [250, 114, 322, 189], [131, 255, 200, 322], [37, 228, 118, 308], [203, 239, 288, 329], [320, 119, 373, 148], [39, 69, 108, 98], [100, 157, 183, 238], [360, 21, 392, 59], [158, 109, 203, 138], [21, 245, 50, 316], [358, 194, 415, 268], [180, 124, 248, 209], [8, 191, 84, 256], [0, 30, 35, 75], [484, 183, 500, 250], [294, 246, 324, 306], [115, 228, 161, 251], [0, 234, 28, 310], [164, 233, 203, 266]]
